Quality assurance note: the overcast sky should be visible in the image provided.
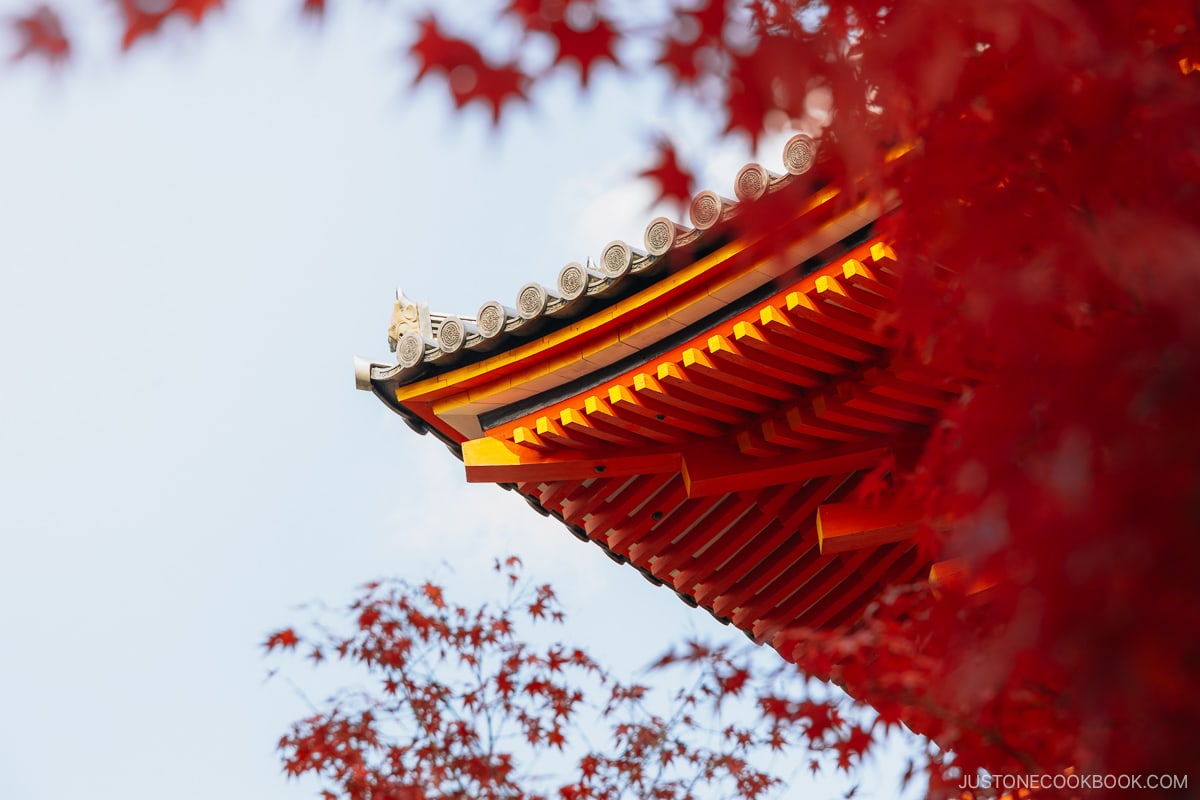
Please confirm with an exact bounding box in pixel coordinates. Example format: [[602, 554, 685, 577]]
[[0, 3, 916, 798]]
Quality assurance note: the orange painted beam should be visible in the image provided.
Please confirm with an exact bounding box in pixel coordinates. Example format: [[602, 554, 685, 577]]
[[681, 346, 795, 401], [512, 425, 554, 452], [560, 407, 640, 447], [842, 257, 897, 294], [811, 395, 912, 435], [634, 371, 745, 426], [815, 501, 922, 554], [784, 290, 891, 348], [731, 546, 833, 629], [657, 362, 771, 415], [758, 304, 878, 362], [462, 436, 681, 484], [681, 441, 888, 497], [814, 274, 890, 318], [929, 558, 1000, 596], [583, 394, 686, 445], [732, 319, 851, 376], [707, 333, 827, 389], [836, 382, 938, 425], [535, 479, 576, 512], [609, 383, 725, 438], [781, 406, 870, 443]]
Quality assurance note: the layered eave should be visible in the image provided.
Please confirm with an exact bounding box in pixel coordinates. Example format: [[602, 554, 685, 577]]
[[356, 139, 959, 654]]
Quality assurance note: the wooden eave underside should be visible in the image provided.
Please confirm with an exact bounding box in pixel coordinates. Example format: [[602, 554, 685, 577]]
[[391, 236, 970, 652]]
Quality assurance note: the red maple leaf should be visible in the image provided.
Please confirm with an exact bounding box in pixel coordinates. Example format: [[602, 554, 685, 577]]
[[420, 581, 445, 609], [796, 699, 839, 739], [548, 13, 619, 87], [458, 63, 527, 124], [546, 725, 566, 749], [9, 5, 69, 63], [834, 725, 874, 766], [118, 0, 223, 50], [409, 15, 527, 124], [410, 15, 483, 83], [717, 667, 750, 696], [638, 140, 694, 214], [300, 0, 325, 18], [657, 36, 709, 86], [264, 628, 300, 652]]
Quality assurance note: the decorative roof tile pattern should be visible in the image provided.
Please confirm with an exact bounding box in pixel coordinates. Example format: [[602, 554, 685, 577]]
[[378, 134, 828, 386]]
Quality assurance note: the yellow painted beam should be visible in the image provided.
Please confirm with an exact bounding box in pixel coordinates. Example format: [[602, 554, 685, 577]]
[[462, 436, 681, 484]]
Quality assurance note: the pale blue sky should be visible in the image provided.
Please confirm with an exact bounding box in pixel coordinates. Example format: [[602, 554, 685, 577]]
[[0, 3, 916, 798]]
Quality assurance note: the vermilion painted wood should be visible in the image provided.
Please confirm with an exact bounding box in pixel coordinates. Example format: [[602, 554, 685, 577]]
[[689, 475, 848, 607], [680, 441, 888, 497], [634, 371, 747, 425], [758, 303, 879, 362], [560, 407, 642, 447], [650, 493, 754, 577], [670, 483, 801, 589], [706, 333, 828, 389], [784, 291, 891, 348], [809, 544, 920, 627], [605, 478, 689, 556], [816, 501, 923, 555], [535, 479, 575, 513], [628, 494, 724, 565], [656, 362, 773, 415], [559, 479, 616, 527], [679, 347, 797, 402], [583, 473, 677, 541], [735, 316, 855, 375], [729, 546, 838, 628], [391, 238, 973, 647], [461, 436, 681, 483], [583, 395, 689, 445], [751, 546, 879, 639], [609, 383, 728, 438]]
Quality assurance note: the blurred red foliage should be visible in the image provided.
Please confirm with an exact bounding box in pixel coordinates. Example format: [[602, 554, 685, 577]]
[[9, 5, 68, 63], [21, 0, 1200, 794]]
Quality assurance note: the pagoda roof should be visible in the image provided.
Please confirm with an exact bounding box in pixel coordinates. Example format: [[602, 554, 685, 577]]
[[359, 135, 892, 419], [354, 137, 962, 653]]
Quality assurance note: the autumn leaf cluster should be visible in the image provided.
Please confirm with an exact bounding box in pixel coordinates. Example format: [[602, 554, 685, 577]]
[[265, 557, 910, 800]]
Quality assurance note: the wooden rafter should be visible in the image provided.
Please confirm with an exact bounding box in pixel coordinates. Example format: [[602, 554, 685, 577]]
[[815, 501, 923, 555]]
